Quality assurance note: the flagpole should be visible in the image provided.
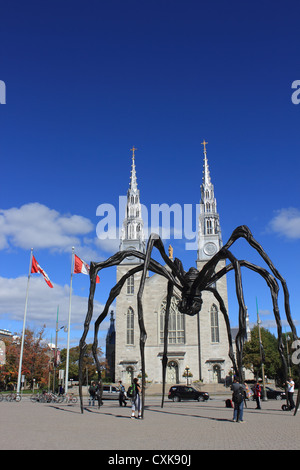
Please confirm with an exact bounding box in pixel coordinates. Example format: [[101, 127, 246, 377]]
[[65, 247, 74, 394], [17, 248, 33, 397]]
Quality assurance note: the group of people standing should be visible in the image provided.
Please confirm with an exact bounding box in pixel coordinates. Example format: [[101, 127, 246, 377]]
[[88, 377, 142, 419], [118, 378, 142, 419], [88, 381, 103, 408], [231, 376, 295, 423]]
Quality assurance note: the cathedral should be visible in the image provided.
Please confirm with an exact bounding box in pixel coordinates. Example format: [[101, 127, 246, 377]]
[[108, 143, 235, 385]]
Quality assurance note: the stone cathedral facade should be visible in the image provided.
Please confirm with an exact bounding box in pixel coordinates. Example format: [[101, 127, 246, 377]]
[[114, 144, 233, 385]]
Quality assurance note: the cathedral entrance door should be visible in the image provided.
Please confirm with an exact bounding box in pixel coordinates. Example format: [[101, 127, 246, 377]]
[[212, 365, 221, 383], [167, 361, 178, 384], [125, 366, 134, 384]]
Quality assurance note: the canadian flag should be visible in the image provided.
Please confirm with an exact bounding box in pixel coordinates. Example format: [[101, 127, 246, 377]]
[[31, 255, 54, 288], [74, 254, 100, 283]]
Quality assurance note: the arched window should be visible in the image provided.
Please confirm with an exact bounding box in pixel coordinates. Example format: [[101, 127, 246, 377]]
[[127, 307, 134, 345], [160, 296, 185, 344], [211, 304, 219, 343]]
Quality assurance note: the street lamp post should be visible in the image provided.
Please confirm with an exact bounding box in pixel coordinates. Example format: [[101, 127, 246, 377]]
[[185, 366, 190, 386]]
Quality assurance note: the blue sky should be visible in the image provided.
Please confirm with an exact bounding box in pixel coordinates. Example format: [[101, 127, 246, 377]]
[[1, 0, 300, 354]]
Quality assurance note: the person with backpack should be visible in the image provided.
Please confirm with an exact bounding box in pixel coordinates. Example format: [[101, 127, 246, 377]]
[[128, 377, 142, 419], [231, 377, 245, 423]]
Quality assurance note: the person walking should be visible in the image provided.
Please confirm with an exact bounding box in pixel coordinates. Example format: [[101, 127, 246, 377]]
[[88, 381, 96, 406], [231, 377, 245, 423], [95, 381, 103, 409], [130, 377, 142, 419], [253, 381, 261, 409], [118, 380, 127, 407]]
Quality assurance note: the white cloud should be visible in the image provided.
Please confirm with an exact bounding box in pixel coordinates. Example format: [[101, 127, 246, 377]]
[[0, 275, 110, 347], [267, 208, 300, 240], [0, 202, 123, 262], [0, 203, 94, 251]]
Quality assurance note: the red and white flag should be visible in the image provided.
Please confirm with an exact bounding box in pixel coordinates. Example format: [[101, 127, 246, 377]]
[[74, 254, 100, 283], [31, 255, 54, 288]]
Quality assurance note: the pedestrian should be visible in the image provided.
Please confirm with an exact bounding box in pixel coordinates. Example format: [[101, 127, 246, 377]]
[[231, 377, 245, 423], [130, 377, 142, 419], [118, 380, 127, 407], [253, 381, 261, 409], [286, 376, 295, 410], [88, 381, 96, 406], [95, 381, 103, 408]]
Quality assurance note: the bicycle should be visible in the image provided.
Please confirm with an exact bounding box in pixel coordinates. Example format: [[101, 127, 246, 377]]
[[48, 392, 64, 403], [5, 392, 21, 402], [62, 393, 78, 404]]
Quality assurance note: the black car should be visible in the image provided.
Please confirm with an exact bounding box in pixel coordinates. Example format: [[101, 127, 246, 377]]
[[168, 385, 209, 402], [251, 386, 286, 400]]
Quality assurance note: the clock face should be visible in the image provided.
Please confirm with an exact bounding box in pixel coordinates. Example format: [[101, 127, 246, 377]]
[[204, 242, 217, 256]]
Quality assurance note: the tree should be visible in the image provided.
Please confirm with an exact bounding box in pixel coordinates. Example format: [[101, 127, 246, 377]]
[[0, 326, 50, 389], [59, 344, 106, 384], [243, 326, 282, 381]]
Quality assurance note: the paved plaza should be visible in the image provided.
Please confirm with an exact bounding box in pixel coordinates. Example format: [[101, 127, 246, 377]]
[[0, 395, 299, 451]]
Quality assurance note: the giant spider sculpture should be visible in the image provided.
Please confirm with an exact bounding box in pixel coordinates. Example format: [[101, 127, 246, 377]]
[[78, 225, 300, 417]]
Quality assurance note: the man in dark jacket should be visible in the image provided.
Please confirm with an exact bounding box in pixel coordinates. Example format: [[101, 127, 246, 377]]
[[231, 377, 245, 423]]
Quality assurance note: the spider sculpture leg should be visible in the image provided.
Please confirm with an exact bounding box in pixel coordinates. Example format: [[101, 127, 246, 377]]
[[197, 225, 299, 415], [79, 250, 146, 413], [212, 259, 288, 372], [224, 226, 300, 415], [161, 280, 173, 409], [78, 245, 181, 414], [91, 265, 145, 409], [134, 234, 238, 410], [191, 246, 248, 382], [205, 286, 238, 376], [135, 233, 186, 416], [78, 262, 98, 413]]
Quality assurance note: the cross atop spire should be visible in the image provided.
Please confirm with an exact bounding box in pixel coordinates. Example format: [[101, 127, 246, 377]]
[[130, 146, 137, 159], [201, 139, 208, 153]]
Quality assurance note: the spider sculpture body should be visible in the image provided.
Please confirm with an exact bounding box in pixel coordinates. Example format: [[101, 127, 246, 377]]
[[78, 225, 299, 417]]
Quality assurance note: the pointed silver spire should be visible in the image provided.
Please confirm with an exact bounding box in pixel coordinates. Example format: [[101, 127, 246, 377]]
[[119, 147, 145, 260], [197, 141, 223, 263], [130, 146, 138, 191]]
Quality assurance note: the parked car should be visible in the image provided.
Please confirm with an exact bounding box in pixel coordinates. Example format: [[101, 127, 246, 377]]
[[102, 385, 119, 400], [251, 386, 286, 400], [168, 385, 209, 402]]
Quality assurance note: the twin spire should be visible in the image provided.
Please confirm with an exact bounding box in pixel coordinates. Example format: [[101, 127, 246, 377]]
[[120, 141, 222, 262]]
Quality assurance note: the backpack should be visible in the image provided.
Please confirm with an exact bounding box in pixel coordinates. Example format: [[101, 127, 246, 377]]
[[127, 384, 136, 398], [233, 387, 244, 404], [225, 399, 233, 408]]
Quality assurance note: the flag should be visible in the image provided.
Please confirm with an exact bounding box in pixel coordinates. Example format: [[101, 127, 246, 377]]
[[31, 255, 54, 288], [74, 254, 100, 283]]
